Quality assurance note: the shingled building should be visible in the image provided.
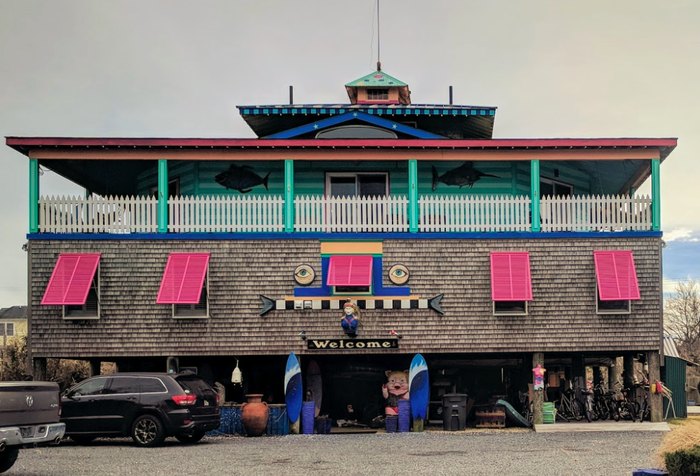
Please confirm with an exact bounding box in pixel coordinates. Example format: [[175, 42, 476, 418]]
[[6, 69, 676, 423]]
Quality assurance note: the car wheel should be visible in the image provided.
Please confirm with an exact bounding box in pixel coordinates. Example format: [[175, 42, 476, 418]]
[[131, 414, 165, 447], [0, 447, 20, 473], [70, 435, 96, 445], [175, 430, 206, 444]]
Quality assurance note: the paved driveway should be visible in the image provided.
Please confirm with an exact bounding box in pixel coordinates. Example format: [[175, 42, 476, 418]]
[[10, 430, 665, 476]]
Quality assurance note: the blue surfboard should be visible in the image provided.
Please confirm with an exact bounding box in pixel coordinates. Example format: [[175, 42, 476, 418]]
[[285, 352, 303, 424], [409, 353, 429, 422]]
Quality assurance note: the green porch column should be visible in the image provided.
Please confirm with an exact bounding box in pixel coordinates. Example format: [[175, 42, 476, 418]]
[[408, 159, 418, 233], [530, 160, 541, 232], [651, 159, 661, 231], [158, 159, 168, 233], [284, 159, 295, 233], [29, 159, 39, 233]]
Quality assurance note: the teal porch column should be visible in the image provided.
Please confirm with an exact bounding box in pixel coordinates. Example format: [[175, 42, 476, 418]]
[[530, 159, 541, 232], [284, 159, 295, 233], [29, 159, 39, 233], [408, 159, 418, 233], [158, 159, 168, 233], [651, 159, 661, 231]]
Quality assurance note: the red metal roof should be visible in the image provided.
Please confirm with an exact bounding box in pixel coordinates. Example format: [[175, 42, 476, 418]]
[[490, 252, 533, 301], [156, 253, 210, 304], [594, 250, 641, 301], [42, 253, 100, 305], [5, 136, 678, 155]]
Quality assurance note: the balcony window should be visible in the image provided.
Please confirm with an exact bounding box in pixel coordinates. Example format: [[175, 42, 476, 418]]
[[540, 177, 573, 197], [326, 173, 388, 197]]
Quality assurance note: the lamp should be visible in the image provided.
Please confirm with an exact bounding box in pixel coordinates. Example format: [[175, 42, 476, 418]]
[[299, 330, 307, 341]]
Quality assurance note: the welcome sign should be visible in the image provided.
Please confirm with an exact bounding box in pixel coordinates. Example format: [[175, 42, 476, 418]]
[[307, 338, 399, 350]]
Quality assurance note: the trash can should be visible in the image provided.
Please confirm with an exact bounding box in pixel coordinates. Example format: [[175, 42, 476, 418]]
[[442, 393, 468, 431]]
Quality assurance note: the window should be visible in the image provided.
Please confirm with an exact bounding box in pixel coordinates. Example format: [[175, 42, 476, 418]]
[[70, 377, 108, 397], [315, 125, 398, 139], [490, 252, 532, 316], [540, 177, 573, 197], [106, 377, 141, 394], [151, 178, 181, 198], [4, 323, 14, 337], [42, 253, 101, 320], [367, 89, 389, 100], [326, 255, 374, 295], [174, 282, 209, 318], [157, 253, 210, 319], [594, 250, 640, 315], [326, 173, 389, 198], [140, 378, 167, 393]]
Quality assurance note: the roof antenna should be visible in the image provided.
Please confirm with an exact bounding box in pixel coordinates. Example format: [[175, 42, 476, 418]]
[[376, 0, 381, 71]]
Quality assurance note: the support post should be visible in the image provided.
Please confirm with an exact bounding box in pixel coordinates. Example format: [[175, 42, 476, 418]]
[[32, 357, 47, 381], [408, 159, 418, 233], [157, 159, 168, 233], [530, 160, 540, 232], [647, 351, 662, 422], [89, 360, 101, 377], [284, 159, 295, 233], [532, 352, 544, 425], [623, 353, 635, 388], [609, 356, 622, 391], [651, 159, 661, 231], [29, 159, 39, 233]]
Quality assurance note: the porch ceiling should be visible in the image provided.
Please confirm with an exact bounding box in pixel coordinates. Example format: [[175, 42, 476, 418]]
[[41, 159, 155, 196]]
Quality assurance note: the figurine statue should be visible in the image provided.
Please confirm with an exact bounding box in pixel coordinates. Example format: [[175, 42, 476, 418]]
[[382, 369, 410, 416], [340, 301, 360, 337]]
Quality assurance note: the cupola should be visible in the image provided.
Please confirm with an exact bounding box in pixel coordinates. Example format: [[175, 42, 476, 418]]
[[345, 64, 411, 105]]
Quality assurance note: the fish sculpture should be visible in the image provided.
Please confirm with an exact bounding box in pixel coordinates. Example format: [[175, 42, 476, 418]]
[[215, 164, 270, 193], [431, 161, 499, 191]]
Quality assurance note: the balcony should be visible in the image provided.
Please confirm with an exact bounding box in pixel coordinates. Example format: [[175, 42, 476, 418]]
[[37, 193, 653, 234]]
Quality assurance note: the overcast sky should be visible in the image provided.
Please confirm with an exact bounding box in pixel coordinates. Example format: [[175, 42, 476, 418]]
[[1, 0, 699, 306]]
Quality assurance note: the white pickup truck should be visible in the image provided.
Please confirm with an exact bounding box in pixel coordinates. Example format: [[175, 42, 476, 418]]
[[0, 381, 66, 473]]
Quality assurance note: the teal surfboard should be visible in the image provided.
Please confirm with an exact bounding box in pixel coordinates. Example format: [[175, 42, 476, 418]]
[[409, 353, 429, 421], [285, 352, 303, 424]]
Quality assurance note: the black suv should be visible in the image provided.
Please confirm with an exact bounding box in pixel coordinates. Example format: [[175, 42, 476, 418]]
[[60, 372, 220, 447]]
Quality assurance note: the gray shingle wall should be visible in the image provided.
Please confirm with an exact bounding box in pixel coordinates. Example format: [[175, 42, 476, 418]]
[[28, 237, 661, 358]]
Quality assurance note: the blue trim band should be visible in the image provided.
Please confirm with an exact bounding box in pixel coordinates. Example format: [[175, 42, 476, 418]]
[[27, 231, 663, 241]]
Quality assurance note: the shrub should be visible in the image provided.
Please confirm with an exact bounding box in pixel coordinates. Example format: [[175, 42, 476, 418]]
[[664, 445, 700, 476]]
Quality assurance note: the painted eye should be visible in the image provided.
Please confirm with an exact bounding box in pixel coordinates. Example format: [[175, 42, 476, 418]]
[[294, 264, 315, 286], [388, 264, 410, 285]]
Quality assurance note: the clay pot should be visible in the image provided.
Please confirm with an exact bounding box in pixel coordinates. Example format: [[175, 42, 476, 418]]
[[241, 394, 269, 436]]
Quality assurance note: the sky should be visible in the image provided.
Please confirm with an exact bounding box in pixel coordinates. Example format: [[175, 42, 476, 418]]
[[1, 0, 699, 306]]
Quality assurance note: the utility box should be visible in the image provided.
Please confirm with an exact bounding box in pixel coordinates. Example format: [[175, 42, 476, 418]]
[[442, 393, 468, 431]]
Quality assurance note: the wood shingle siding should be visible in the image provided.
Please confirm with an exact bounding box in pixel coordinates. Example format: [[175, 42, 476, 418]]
[[28, 237, 661, 358]]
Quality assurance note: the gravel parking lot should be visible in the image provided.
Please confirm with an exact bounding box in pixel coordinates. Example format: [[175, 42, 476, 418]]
[[9, 430, 665, 476]]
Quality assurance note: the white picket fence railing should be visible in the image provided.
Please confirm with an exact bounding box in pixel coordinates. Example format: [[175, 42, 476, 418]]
[[169, 195, 284, 232], [540, 194, 652, 232], [37, 193, 653, 234], [295, 195, 408, 232], [38, 195, 157, 233], [419, 194, 532, 232]]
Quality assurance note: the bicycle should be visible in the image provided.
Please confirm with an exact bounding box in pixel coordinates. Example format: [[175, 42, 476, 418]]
[[556, 387, 584, 422]]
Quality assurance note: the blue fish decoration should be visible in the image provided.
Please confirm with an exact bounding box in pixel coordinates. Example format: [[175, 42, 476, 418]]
[[215, 164, 270, 193]]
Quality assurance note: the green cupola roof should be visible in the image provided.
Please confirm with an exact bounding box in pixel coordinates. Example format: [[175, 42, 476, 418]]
[[344, 70, 407, 88]]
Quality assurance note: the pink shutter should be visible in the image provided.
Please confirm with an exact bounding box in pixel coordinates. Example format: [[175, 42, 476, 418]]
[[157, 253, 210, 304], [594, 250, 640, 300], [326, 255, 373, 286], [41, 253, 101, 305], [490, 252, 532, 301]]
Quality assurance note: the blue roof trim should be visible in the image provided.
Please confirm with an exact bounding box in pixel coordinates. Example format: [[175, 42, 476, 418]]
[[263, 111, 444, 139], [27, 231, 663, 241], [238, 105, 496, 117]]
